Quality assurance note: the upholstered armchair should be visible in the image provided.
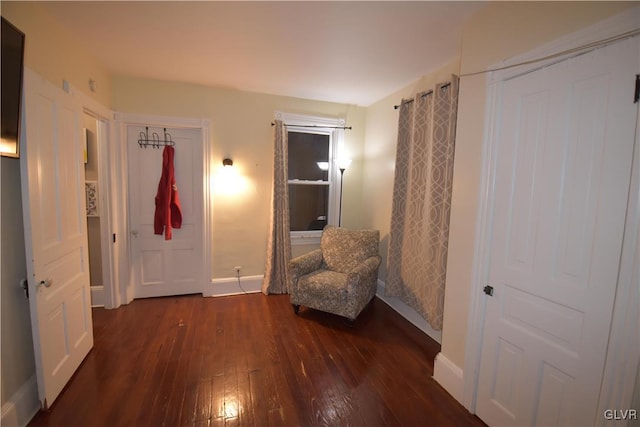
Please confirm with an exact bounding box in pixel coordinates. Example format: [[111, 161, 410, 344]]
[[289, 226, 381, 321]]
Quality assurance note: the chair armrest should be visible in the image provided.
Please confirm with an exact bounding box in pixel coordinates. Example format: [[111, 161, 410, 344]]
[[347, 255, 381, 281], [289, 249, 323, 279], [346, 255, 382, 295]]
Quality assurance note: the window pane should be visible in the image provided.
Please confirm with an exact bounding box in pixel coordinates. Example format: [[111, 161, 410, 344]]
[[289, 185, 329, 231], [288, 132, 329, 181]]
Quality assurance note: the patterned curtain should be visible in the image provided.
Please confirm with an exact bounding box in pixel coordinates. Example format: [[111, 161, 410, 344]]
[[385, 75, 459, 330], [262, 120, 292, 294]]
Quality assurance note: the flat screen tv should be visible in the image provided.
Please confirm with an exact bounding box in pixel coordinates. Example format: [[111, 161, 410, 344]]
[[1, 17, 25, 158]]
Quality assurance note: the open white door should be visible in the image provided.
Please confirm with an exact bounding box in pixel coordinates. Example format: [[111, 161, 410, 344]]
[[21, 69, 94, 408], [475, 38, 638, 426]]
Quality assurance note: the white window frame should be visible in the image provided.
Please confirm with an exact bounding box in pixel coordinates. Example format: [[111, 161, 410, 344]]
[[275, 111, 345, 246]]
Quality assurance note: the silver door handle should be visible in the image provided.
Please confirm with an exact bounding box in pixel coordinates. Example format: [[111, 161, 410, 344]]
[[39, 278, 53, 288]]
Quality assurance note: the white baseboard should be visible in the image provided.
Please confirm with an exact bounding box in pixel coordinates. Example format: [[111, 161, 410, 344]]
[[376, 280, 464, 405], [205, 275, 263, 297], [1, 375, 40, 427], [90, 285, 104, 307], [433, 352, 464, 404], [375, 280, 442, 344]]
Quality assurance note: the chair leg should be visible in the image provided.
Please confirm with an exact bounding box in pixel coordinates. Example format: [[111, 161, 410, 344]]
[[292, 304, 300, 315]]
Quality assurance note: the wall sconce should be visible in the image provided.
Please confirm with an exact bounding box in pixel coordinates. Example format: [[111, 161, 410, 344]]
[[215, 157, 253, 196]]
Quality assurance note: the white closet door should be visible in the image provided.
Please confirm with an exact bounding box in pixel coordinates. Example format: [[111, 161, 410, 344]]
[[476, 38, 639, 426]]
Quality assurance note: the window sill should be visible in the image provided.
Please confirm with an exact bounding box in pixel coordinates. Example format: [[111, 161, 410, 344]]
[[290, 231, 321, 246]]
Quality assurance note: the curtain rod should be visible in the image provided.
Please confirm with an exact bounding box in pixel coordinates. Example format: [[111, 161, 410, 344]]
[[271, 122, 352, 130], [393, 82, 452, 109]]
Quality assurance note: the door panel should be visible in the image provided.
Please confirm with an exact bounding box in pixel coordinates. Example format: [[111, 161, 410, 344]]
[[476, 39, 638, 426], [22, 69, 94, 407], [127, 126, 204, 298]]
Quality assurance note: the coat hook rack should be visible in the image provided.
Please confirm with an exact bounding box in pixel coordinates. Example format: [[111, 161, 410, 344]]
[[137, 127, 176, 149]]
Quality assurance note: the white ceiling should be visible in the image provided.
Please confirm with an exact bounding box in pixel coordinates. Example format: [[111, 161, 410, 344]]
[[41, 1, 484, 106]]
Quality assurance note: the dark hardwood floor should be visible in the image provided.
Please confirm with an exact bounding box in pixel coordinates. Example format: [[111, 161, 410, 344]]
[[28, 293, 486, 427]]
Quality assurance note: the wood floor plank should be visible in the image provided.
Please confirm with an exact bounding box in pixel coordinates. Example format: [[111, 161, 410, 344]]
[[27, 294, 485, 427]]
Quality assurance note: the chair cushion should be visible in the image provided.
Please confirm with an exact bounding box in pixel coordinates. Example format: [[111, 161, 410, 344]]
[[321, 226, 380, 274], [297, 269, 348, 304]]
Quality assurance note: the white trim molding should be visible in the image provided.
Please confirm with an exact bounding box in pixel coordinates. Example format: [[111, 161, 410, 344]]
[[90, 285, 105, 308], [463, 5, 640, 416], [291, 232, 321, 246], [1, 375, 39, 427], [375, 280, 442, 344], [595, 80, 640, 427], [205, 275, 264, 297], [276, 111, 346, 244], [66, 84, 119, 310], [434, 352, 464, 404]]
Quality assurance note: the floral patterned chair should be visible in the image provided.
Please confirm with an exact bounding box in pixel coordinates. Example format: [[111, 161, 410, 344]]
[[289, 226, 381, 321]]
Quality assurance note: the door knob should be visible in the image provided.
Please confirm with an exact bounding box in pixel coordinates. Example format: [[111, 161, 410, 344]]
[[39, 278, 53, 288], [131, 230, 139, 238]]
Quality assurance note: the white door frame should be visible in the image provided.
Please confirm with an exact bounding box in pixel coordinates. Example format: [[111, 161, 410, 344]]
[[114, 113, 212, 304], [462, 6, 640, 416], [70, 86, 120, 309]]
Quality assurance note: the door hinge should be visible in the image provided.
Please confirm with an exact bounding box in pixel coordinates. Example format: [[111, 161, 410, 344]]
[[112, 233, 116, 243], [483, 285, 494, 296], [634, 74, 639, 104]]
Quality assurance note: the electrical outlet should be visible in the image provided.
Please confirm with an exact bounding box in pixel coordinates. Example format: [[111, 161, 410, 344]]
[[234, 266, 242, 275]]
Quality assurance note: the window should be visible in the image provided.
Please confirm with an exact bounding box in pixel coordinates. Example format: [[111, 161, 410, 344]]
[[288, 131, 330, 232], [277, 112, 344, 245]]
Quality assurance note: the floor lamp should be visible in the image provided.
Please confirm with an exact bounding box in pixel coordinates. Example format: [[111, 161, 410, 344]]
[[336, 158, 352, 227]]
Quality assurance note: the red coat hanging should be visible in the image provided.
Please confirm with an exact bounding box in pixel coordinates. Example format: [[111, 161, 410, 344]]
[[154, 145, 182, 240]]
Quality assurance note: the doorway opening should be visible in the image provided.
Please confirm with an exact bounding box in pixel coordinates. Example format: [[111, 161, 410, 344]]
[[82, 111, 112, 308]]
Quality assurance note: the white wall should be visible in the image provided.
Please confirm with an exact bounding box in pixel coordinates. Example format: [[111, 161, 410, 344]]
[[1, 2, 112, 107], [0, 158, 35, 408], [111, 76, 367, 280]]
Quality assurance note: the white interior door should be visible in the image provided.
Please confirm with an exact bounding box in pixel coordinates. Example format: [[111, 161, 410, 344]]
[[127, 125, 204, 298], [476, 38, 639, 426], [21, 69, 94, 408]]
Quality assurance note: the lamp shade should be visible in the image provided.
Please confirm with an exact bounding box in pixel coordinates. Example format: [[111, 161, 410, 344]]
[[336, 158, 352, 170]]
